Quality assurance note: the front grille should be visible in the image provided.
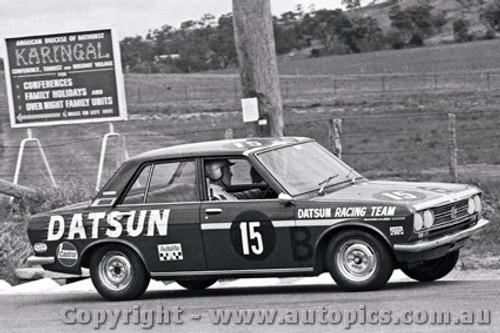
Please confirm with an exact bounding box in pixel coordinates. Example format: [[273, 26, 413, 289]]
[[431, 199, 469, 226]]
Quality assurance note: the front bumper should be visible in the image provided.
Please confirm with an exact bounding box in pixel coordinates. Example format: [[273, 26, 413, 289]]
[[393, 218, 489, 262], [27, 256, 55, 266]]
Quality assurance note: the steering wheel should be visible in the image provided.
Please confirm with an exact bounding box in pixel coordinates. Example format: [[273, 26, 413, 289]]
[[261, 185, 274, 199]]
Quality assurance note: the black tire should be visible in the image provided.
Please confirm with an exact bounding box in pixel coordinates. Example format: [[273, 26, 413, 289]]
[[326, 230, 394, 291], [177, 279, 217, 290], [89, 244, 150, 301], [401, 250, 459, 282]]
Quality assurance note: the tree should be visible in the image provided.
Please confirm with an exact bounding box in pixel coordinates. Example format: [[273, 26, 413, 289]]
[[406, 4, 434, 37], [119, 36, 154, 71], [481, 1, 500, 31], [432, 10, 448, 32], [301, 9, 353, 54], [388, 4, 435, 48], [342, 0, 361, 9], [148, 25, 176, 56], [348, 16, 386, 52], [273, 16, 301, 54], [207, 14, 238, 69], [177, 35, 211, 72], [232, 0, 284, 137], [453, 18, 472, 42], [200, 13, 216, 27], [342, 0, 377, 9]]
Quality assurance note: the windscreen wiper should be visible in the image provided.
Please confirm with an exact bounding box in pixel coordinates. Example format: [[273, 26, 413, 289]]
[[318, 174, 338, 196]]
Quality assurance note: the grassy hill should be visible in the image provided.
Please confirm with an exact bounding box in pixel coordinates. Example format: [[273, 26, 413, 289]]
[[348, 0, 494, 44]]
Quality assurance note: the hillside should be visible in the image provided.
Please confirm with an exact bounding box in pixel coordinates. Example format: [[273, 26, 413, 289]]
[[349, 0, 494, 44]]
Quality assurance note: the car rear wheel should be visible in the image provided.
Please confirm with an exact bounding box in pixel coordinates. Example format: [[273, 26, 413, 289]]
[[326, 230, 394, 291], [89, 244, 150, 301], [177, 279, 217, 290], [401, 250, 459, 282]]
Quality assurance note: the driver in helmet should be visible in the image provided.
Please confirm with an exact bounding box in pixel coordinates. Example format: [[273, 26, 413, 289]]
[[205, 159, 238, 200], [205, 159, 264, 201]]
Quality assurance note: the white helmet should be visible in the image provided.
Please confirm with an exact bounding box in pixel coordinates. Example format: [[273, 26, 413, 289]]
[[205, 160, 233, 181]]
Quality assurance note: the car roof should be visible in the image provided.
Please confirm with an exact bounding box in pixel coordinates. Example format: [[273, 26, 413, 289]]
[[130, 137, 312, 162]]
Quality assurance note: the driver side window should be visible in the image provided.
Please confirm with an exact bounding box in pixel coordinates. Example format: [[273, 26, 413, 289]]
[[204, 158, 276, 200]]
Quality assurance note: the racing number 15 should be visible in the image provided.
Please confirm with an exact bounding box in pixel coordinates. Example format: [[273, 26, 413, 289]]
[[382, 191, 418, 201], [239, 221, 264, 255]]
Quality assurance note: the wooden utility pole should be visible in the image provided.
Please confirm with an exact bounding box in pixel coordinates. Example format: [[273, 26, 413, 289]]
[[448, 113, 458, 183], [232, 0, 284, 137], [328, 119, 343, 159]]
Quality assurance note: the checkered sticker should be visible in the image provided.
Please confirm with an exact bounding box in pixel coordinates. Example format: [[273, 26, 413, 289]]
[[390, 226, 404, 236], [158, 243, 184, 261]]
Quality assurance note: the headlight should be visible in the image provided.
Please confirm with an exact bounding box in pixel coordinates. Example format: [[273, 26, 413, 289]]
[[473, 195, 482, 213], [423, 210, 434, 228], [414, 212, 424, 231], [467, 197, 476, 215]]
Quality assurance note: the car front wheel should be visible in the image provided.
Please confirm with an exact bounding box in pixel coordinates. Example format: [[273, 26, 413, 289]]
[[401, 250, 459, 282], [326, 230, 394, 291], [90, 244, 150, 301]]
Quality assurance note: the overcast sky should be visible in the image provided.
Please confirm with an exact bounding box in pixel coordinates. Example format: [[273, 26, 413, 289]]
[[0, 0, 353, 56]]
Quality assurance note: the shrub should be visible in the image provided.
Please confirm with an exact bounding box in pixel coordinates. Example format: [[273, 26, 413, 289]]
[[453, 19, 473, 43], [0, 185, 92, 285], [484, 29, 496, 39]]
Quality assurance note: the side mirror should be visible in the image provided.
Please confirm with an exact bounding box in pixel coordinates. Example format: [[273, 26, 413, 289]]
[[278, 193, 294, 206]]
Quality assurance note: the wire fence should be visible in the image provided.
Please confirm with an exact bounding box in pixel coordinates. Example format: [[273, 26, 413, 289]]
[[1, 108, 499, 198], [122, 70, 500, 109]]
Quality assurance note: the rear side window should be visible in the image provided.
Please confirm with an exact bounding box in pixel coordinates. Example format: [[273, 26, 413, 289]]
[[122, 165, 152, 205], [121, 160, 197, 204]]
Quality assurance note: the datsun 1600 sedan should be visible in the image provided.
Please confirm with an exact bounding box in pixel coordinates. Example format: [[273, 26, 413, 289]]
[[26, 137, 489, 300]]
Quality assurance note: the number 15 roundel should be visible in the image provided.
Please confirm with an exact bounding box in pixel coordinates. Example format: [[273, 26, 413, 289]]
[[230, 211, 276, 261]]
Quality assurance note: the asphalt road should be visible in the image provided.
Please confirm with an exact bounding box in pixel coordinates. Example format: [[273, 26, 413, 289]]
[[1, 279, 498, 332]]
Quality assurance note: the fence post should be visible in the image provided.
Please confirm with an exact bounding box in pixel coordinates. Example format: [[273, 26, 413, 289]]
[[487, 72, 491, 91], [434, 74, 438, 90], [328, 118, 343, 159], [234, 83, 239, 106], [381, 76, 386, 93], [448, 113, 458, 183]]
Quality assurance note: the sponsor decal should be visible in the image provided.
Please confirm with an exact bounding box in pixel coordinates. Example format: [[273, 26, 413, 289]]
[[390, 226, 404, 236], [334, 206, 367, 218], [33, 242, 48, 253], [298, 208, 331, 219], [369, 206, 396, 217], [56, 242, 78, 267], [158, 243, 184, 261], [46, 209, 170, 241], [230, 211, 276, 261], [298, 206, 396, 219]]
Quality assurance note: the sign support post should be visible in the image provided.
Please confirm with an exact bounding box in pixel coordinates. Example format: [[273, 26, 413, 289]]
[[13, 128, 57, 187], [96, 123, 129, 191]]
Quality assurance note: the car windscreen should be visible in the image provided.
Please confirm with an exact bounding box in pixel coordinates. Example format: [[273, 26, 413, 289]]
[[256, 141, 361, 196]]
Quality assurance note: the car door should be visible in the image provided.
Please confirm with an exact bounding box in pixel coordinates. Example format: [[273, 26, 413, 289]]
[[200, 158, 302, 272], [113, 159, 207, 274]]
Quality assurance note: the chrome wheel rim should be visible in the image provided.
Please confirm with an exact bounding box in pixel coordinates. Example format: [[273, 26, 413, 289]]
[[336, 240, 377, 282], [98, 251, 133, 291]]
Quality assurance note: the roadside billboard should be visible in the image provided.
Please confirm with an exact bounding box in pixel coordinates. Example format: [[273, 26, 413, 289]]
[[4, 29, 127, 128]]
